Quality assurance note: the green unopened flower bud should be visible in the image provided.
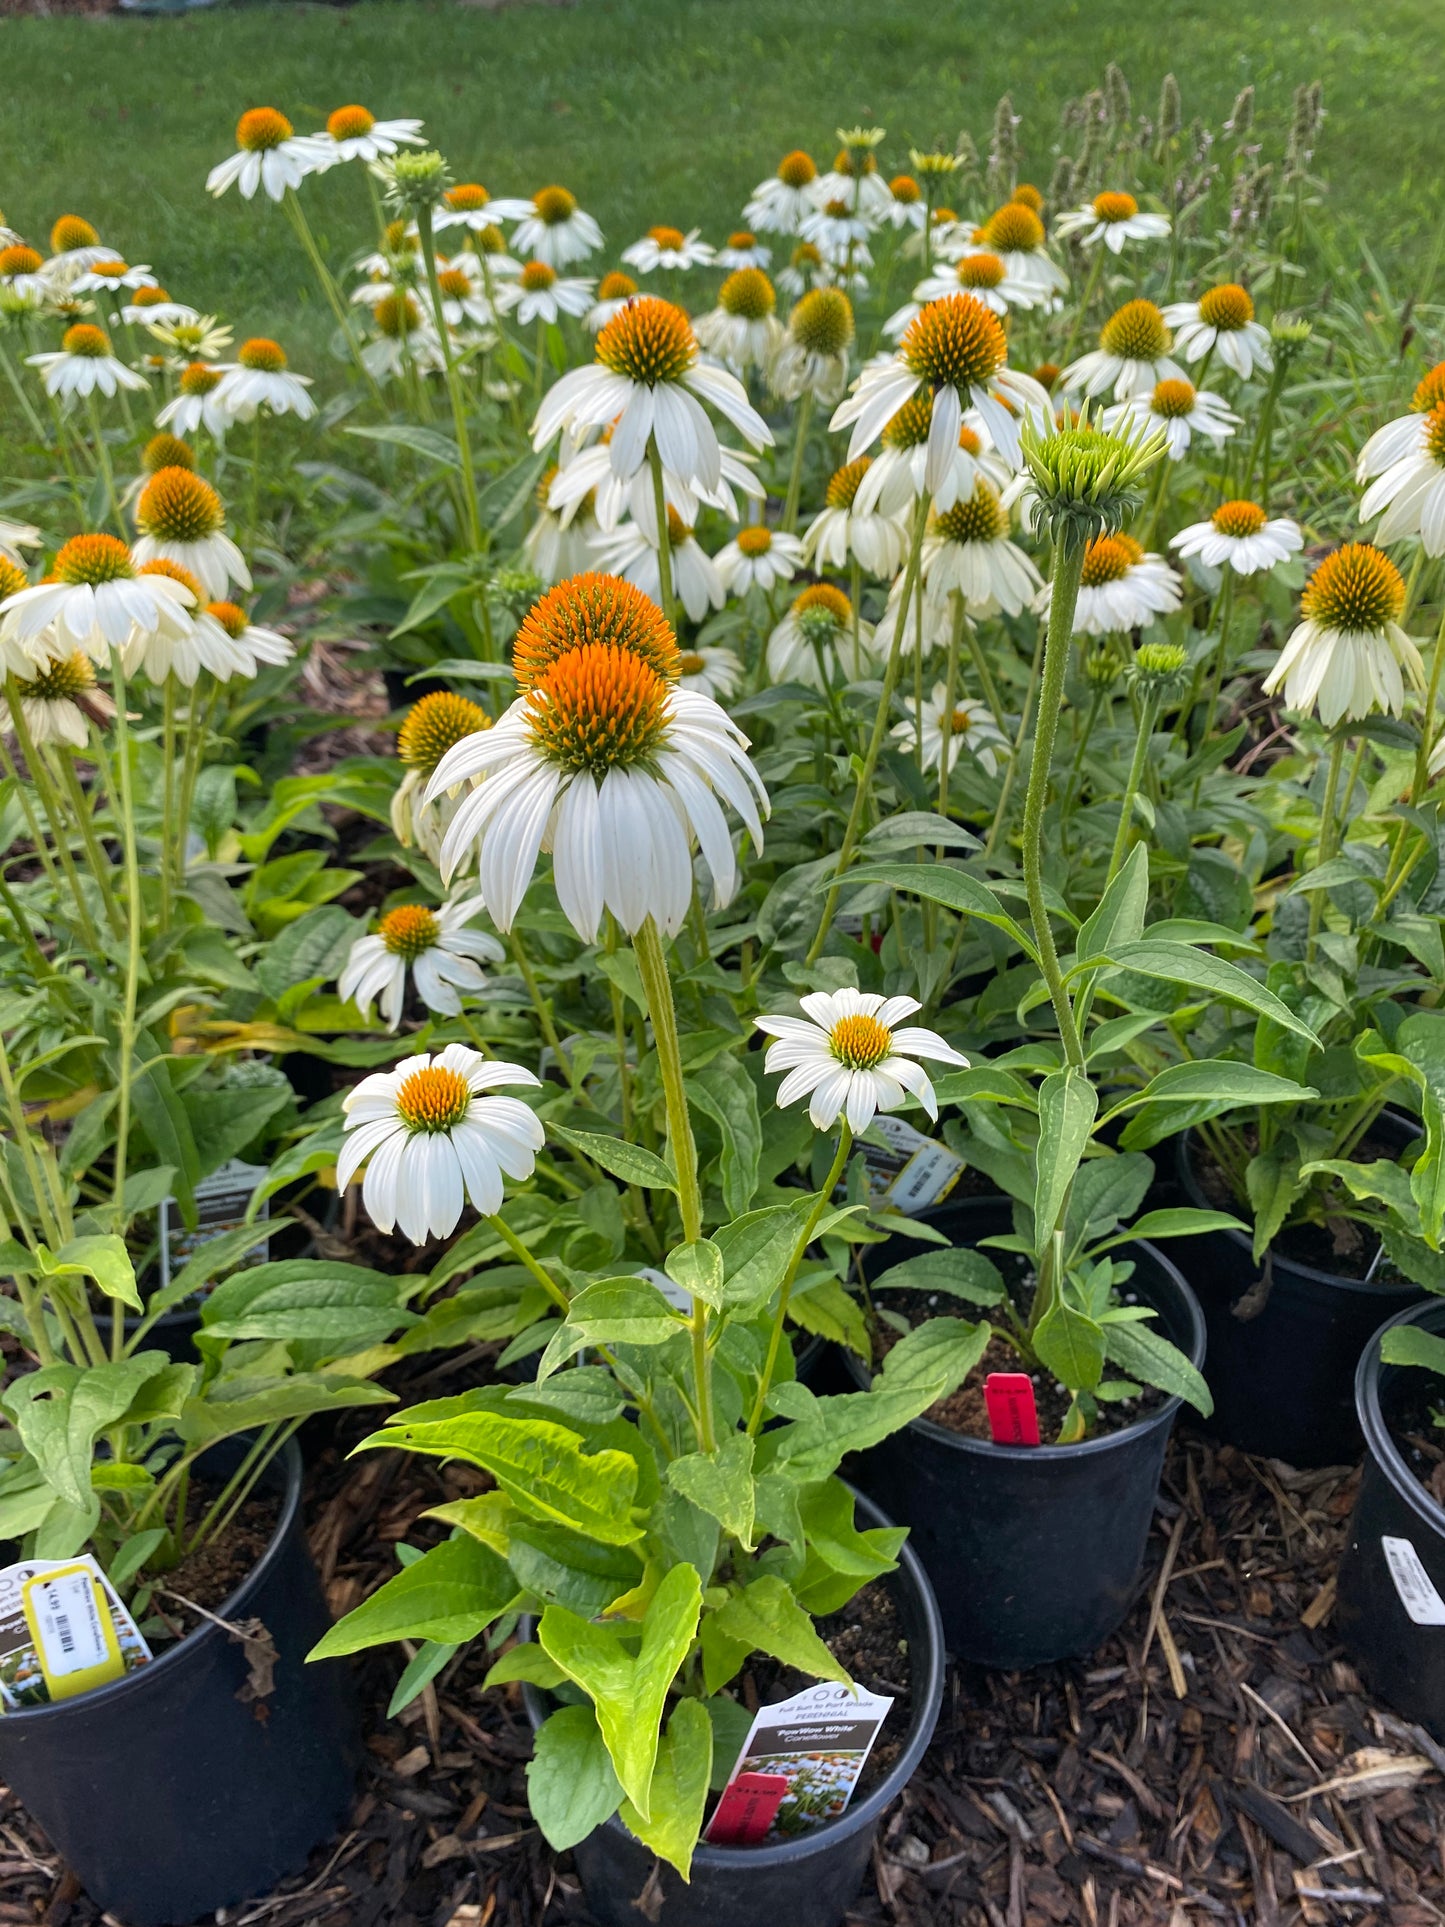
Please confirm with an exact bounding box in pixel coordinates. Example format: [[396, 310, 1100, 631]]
[[1131, 640, 1189, 693], [379, 149, 452, 216], [1019, 405, 1167, 545], [837, 125, 886, 151], [491, 566, 544, 615], [1271, 317, 1312, 360], [1082, 638, 1127, 688], [911, 149, 963, 182]]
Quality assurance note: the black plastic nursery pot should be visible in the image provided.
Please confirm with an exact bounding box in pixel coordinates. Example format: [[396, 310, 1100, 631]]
[[523, 1488, 944, 1927], [1336, 1298, 1445, 1738], [1174, 1123, 1423, 1468], [0, 1438, 360, 1926], [843, 1197, 1206, 1670]]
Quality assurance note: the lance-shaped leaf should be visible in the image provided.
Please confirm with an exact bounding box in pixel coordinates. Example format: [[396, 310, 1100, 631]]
[[538, 1561, 702, 1819], [309, 1537, 518, 1658], [711, 1574, 851, 1686], [1102, 942, 1320, 1044], [363, 1412, 643, 1544], [665, 1434, 756, 1548], [1034, 1068, 1098, 1246], [869, 1247, 1006, 1306], [618, 1698, 712, 1879], [690, 1056, 762, 1218], [527, 1704, 624, 1853], [552, 1126, 678, 1191], [35, 1235, 141, 1312], [1102, 1318, 1212, 1414], [845, 862, 1037, 957]]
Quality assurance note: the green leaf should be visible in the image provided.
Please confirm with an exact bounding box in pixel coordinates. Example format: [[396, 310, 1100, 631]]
[[485, 1643, 567, 1691], [665, 1239, 726, 1312], [1034, 1068, 1098, 1245], [875, 1315, 991, 1398], [618, 1698, 712, 1881], [869, 1247, 1006, 1306], [1076, 843, 1149, 961], [387, 1640, 460, 1717], [691, 1056, 762, 1217], [365, 1411, 643, 1544], [665, 1434, 755, 1548], [713, 1574, 850, 1686], [1104, 1207, 1247, 1243], [565, 1280, 687, 1347], [146, 1217, 287, 1321], [1379, 1325, 1445, 1377], [179, 1374, 391, 1443], [2, 1356, 171, 1509], [1109, 1060, 1315, 1119], [766, 1381, 947, 1483], [182, 1083, 291, 1179], [1299, 1158, 1417, 1215], [128, 1043, 199, 1224], [845, 863, 1037, 956], [310, 1538, 518, 1659], [538, 1561, 702, 1819], [1246, 1145, 1306, 1262], [1101, 1318, 1211, 1415], [715, 1201, 810, 1313], [199, 1259, 415, 1349], [552, 1126, 677, 1191], [253, 905, 358, 1001], [794, 1477, 906, 1615], [1032, 1300, 1106, 1396], [347, 421, 460, 467], [507, 1522, 644, 1616], [37, 1234, 140, 1312], [528, 1704, 624, 1853], [787, 1275, 869, 1356], [1103, 942, 1320, 1045]]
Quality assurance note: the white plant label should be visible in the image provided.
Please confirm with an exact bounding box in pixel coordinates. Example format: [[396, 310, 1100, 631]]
[[0, 1555, 152, 1710], [1381, 1535, 1445, 1626], [858, 1115, 964, 1214], [636, 1264, 692, 1314], [27, 1567, 110, 1677], [705, 1679, 893, 1844], [159, 1158, 270, 1290]]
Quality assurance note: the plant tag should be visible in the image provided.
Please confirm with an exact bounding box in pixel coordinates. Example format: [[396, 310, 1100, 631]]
[[703, 1771, 789, 1844], [985, 1373, 1040, 1445], [705, 1679, 893, 1843], [635, 1264, 691, 1314], [0, 1556, 152, 1711], [1381, 1535, 1445, 1626], [159, 1158, 270, 1291], [856, 1116, 964, 1215]]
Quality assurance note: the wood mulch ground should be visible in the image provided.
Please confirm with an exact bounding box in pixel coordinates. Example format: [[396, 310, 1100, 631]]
[[3, 1384, 1443, 1927]]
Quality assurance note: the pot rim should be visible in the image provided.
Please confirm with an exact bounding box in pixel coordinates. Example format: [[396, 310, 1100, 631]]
[[523, 1484, 945, 1872], [1355, 1297, 1445, 1541], [1176, 1120, 1423, 1299], [844, 1199, 1206, 1461], [0, 1434, 303, 1727]]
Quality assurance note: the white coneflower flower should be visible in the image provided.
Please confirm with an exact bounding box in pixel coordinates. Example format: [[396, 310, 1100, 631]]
[[1264, 542, 1423, 725], [206, 107, 330, 201], [803, 458, 908, 577], [870, 574, 955, 663], [833, 293, 1049, 488], [621, 225, 715, 274], [526, 464, 597, 585], [922, 482, 1042, 615], [677, 645, 743, 700], [774, 239, 826, 298], [1062, 300, 1184, 402], [744, 151, 821, 236], [591, 507, 725, 625], [885, 249, 1044, 338], [427, 578, 768, 939], [766, 582, 876, 686], [717, 230, 771, 269], [157, 361, 231, 438], [68, 258, 157, 298], [122, 560, 247, 686], [214, 337, 317, 421], [799, 198, 873, 261], [131, 466, 250, 600], [360, 292, 445, 380], [0, 243, 50, 305], [532, 295, 771, 488], [957, 201, 1068, 298], [1358, 396, 1445, 555], [434, 182, 496, 236], [0, 534, 191, 667], [338, 898, 504, 1029], [202, 597, 295, 676], [312, 103, 425, 165], [28, 322, 149, 403], [694, 268, 784, 372], [487, 185, 602, 269], [496, 259, 594, 326], [0, 649, 115, 749], [714, 523, 804, 595], [1171, 500, 1304, 576], [1055, 190, 1170, 253], [0, 520, 40, 568], [122, 287, 192, 326], [1036, 532, 1181, 635], [811, 135, 893, 222], [585, 270, 640, 332], [755, 989, 967, 1132], [1163, 283, 1274, 381], [853, 394, 1011, 519], [891, 686, 1010, 777], [1104, 376, 1239, 459], [141, 308, 234, 362], [769, 287, 855, 405], [1355, 363, 1445, 496], [547, 434, 763, 534], [41, 214, 115, 282], [432, 253, 496, 331], [391, 690, 492, 864], [338, 1046, 544, 1243], [882, 172, 928, 231]]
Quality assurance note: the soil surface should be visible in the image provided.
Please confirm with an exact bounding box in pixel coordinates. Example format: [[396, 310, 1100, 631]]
[[1191, 1135, 1412, 1282], [1384, 1371, 1445, 1509], [147, 1487, 281, 1638], [6, 1369, 1445, 1927]]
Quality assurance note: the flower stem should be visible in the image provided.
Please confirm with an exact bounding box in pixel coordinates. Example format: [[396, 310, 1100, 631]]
[[1022, 532, 1087, 1068], [54, 748, 123, 938], [416, 203, 485, 554], [806, 490, 930, 966], [107, 643, 146, 1213], [1306, 730, 1347, 956], [781, 390, 814, 533], [647, 438, 676, 626], [486, 1213, 570, 1315], [632, 913, 713, 1452], [1105, 685, 1161, 885], [983, 618, 1045, 860], [86, 394, 124, 536], [283, 190, 384, 405], [3, 677, 102, 951], [937, 591, 965, 831], [747, 1123, 852, 1436]]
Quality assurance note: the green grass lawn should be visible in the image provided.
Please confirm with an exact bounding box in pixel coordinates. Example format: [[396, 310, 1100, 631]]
[[1, 0, 1441, 357]]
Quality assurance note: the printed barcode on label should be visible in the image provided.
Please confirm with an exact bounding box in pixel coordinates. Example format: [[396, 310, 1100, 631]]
[[30, 1571, 109, 1676], [1381, 1536, 1445, 1626], [54, 1613, 74, 1656]]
